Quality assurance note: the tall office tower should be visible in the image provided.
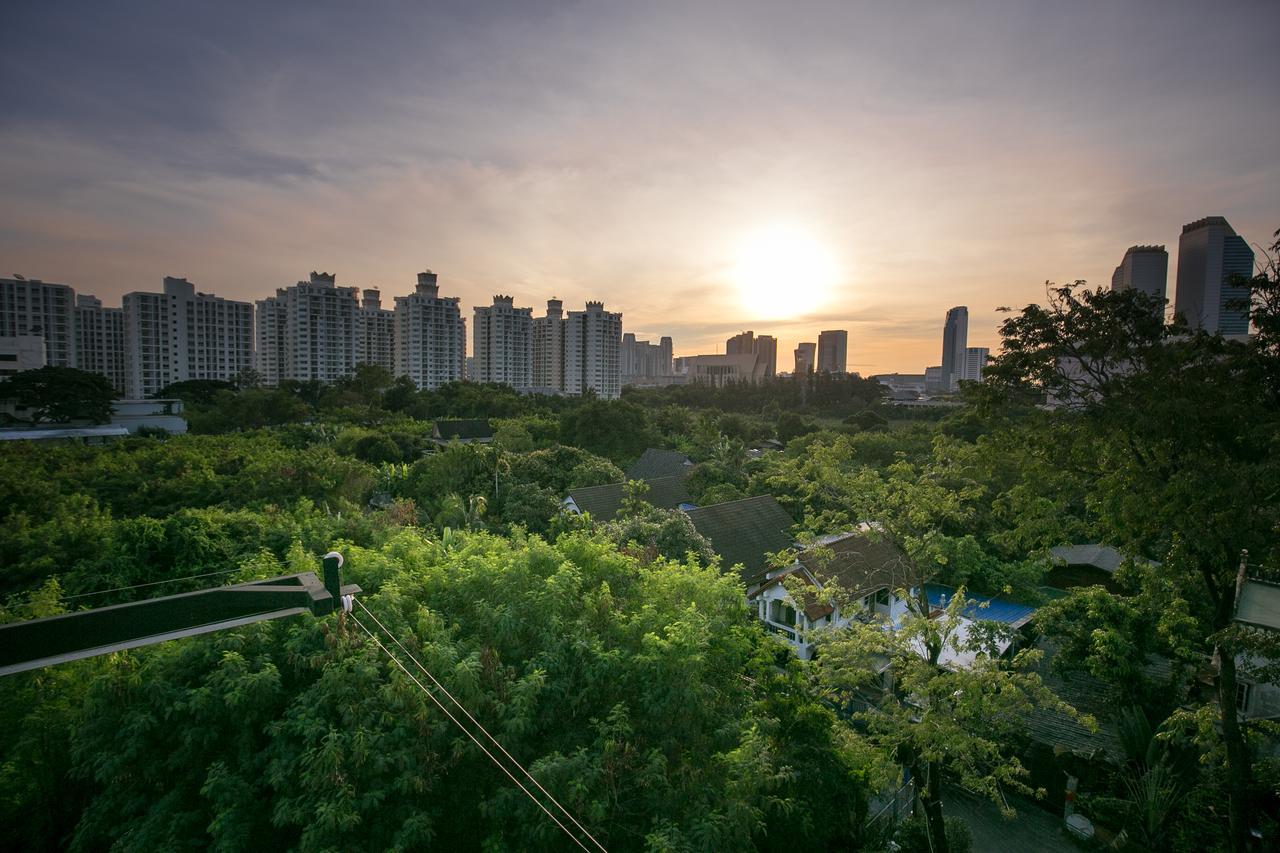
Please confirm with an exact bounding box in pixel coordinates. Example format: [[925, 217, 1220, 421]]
[[961, 347, 990, 383], [816, 329, 848, 374], [74, 295, 126, 392], [726, 331, 755, 355], [565, 301, 622, 399], [394, 271, 466, 390], [532, 299, 566, 392], [1111, 245, 1169, 310], [621, 333, 676, 384], [356, 289, 395, 372], [794, 342, 816, 375], [1174, 216, 1255, 335], [473, 295, 533, 387], [941, 306, 968, 391], [755, 334, 777, 377], [727, 330, 777, 377], [0, 276, 76, 367], [255, 272, 359, 386], [123, 277, 253, 399]]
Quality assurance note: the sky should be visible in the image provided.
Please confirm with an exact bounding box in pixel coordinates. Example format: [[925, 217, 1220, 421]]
[[1, 0, 1276, 375]]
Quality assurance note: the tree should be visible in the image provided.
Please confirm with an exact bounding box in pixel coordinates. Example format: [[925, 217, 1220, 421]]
[[987, 274, 1280, 850], [815, 588, 1080, 853], [0, 366, 117, 424]]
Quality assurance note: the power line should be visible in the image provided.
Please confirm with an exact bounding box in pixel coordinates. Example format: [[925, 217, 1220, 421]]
[[60, 568, 244, 602], [352, 598, 608, 853], [348, 612, 598, 852]]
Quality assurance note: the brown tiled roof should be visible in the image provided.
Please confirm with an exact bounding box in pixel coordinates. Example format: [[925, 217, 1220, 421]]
[[760, 531, 915, 620]]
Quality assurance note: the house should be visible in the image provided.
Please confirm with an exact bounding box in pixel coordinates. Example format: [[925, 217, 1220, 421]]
[[1233, 566, 1280, 723], [748, 530, 912, 659], [748, 528, 1037, 663], [432, 419, 493, 444], [685, 495, 796, 585], [1045, 543, 1160, 593], [563, 474, 693, 522], [625, 448, 693, 481]]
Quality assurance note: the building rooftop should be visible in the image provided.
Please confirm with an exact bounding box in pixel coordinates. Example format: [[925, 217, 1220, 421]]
[[625, 448, 693, 481], [1235, 576, 1280, 632], [433, 419, 493, 442], [685, 495, 795, 584], [565, 474, 692, 521]]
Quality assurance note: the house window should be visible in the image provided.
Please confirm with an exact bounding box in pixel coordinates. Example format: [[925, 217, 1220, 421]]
[[876, 588, 891, 606], [1237, 681, 1252, 713]]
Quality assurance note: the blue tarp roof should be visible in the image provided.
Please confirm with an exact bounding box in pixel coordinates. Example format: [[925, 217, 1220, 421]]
[[925, 584, 1036, 627]]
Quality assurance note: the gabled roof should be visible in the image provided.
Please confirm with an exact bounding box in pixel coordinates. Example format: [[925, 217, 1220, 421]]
[[625, 448, 693, 481], [433, 419, 493, 441], [686, 495, 795, 584], [566, 474, 692, 522], [801, 531, 915, 599], [1049, 544, 1125, 573]]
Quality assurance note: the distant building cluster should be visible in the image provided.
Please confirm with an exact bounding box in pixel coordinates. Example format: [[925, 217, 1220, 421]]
[[0, 271, 629, 399]]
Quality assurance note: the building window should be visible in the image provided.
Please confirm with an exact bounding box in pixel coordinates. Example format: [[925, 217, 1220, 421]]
[[1236, 681, 1252, 714]]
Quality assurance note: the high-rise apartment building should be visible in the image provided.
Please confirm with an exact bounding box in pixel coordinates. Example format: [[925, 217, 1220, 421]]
[[941, 307, 968, 391], [473, 295, 533, 388], [0, 276, 76, 367], [394, 271, 466, 390], [256, 272, 359, 386], [1111, 245, 1168, 311], [75, 295, 126, 392], [564, 301, 622, 399], [621, 333, 674, 385], [356, 289, 395, 372], [794, 342, 816, 375], [961, 347, 990, 384], [532, 299, 566, 392], [816, 330, 848, 374], [124, 277, 253, 398], [1174, 216, 1254, 335], [727, 331, 776, 377]]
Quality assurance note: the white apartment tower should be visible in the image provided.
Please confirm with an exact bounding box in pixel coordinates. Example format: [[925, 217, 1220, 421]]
[[621, 333, 674, 384], [74, 295, 126, 392], [961, 347, 990, 384], [532, 299, 566, 392], [0, 276, 76, 367], [356, 289, 395, 372], [394, 271, 465, 390], [123, 277, 253, 398], [473, 295, 533, 387], [564, 301, 622, 399], [255, 272, 359, 385]]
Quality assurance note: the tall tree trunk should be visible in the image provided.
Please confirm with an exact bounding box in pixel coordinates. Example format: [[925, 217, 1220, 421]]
[[920, 759, 949, 853], [1216, 642, 1254, 852]]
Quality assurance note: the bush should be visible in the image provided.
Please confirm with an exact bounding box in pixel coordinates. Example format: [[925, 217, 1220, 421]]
[[893, 816, 973, 853]]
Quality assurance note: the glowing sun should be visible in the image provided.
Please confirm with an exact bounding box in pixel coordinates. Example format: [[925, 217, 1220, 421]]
[[732, 224, 839, 318]]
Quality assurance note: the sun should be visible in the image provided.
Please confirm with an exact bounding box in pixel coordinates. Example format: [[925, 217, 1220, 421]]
[[732, 224, 839, 318]]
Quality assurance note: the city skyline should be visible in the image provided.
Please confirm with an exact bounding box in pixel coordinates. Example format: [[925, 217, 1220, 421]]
[[1, 1, 1277, 374]]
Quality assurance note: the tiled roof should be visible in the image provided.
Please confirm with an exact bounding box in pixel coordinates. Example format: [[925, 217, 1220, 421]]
[[434, 419, 493, 440], [1049, 544, 1125, 573], [1236, 577, 1280, 632], [625, 448, 693, 481], [566, 474, 692, 522], [1023, 639, 1181, 764], [686, 495, 796, 584]]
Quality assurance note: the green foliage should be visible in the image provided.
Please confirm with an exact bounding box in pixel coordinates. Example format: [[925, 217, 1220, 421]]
[[0, 366, 118, 424], [894, 815, 973, 853], [13, 531, 874, 851], [558, 399, 657, 464]]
